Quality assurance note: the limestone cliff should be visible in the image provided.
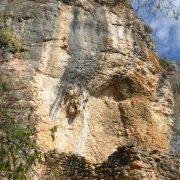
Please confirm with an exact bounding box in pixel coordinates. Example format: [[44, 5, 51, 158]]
[[0, 0, 177, 178], [169, 62, 180, 154]]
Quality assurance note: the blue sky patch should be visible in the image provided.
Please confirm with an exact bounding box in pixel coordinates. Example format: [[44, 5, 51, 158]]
[[132, 0, 180, 61]]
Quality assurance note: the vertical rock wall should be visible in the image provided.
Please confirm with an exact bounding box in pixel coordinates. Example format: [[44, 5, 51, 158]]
[[169, 62, 180, 154], [0, 0, 174, 163]]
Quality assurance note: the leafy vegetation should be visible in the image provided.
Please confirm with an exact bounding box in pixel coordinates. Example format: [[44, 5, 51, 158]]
[[0, 81, 9, 93], [0, 107, 42, 179], [0, 28, 24, 54], [0, 77, 61, 179], [159, 57, 173, 71], [50, 125, 58, 142], [144, 24, 153, 34], [0, 79, 41, 179], [0, 76, 8, 94]]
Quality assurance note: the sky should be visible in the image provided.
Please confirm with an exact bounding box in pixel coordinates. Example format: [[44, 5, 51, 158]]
[[133, 0, 180, 61]]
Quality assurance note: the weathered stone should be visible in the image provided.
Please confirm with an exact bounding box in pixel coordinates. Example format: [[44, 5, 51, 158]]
[[0, 1, 177, 179], [0, 0, 174, 163], [130, 160, 148, 170], [41, 145, 180, 179]]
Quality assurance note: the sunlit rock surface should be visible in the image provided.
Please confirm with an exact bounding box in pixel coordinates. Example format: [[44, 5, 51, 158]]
[[0, 0, 174, 166]]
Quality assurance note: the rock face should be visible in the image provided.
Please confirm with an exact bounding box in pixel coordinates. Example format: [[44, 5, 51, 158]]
[[0, 0, 174, 164], [169, 62, 180, 154]]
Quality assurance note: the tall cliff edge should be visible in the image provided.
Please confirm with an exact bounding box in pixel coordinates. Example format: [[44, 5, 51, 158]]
[[0, 0, 178, 179]]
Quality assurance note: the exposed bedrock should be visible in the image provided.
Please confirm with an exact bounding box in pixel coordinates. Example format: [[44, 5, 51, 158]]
[[169, 62, 180, 155], [0, 0, 174, 164]]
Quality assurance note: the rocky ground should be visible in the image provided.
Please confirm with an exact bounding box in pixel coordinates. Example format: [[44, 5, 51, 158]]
[[42, 145, 180, 180]]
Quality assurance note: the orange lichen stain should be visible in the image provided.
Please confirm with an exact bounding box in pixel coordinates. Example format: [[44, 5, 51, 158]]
[[147, 81, 154, 88], [148, 52, 161, 71], [133, 71, 146, 82], [137, 60, 145, 66], [131, 72, 146, 88], [120, 97, 170, 152], [130, 97, 150, 107], [136, 67, 147, 76]]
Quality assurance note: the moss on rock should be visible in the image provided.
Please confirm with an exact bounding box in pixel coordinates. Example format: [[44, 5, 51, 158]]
[[0, 28, 24, 53]]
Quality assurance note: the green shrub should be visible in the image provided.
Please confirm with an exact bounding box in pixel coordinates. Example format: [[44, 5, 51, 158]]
[[0, 79, 61, 179], [144, 24, 153, 34], [0, 28, 24, 53], [159, 57, 173, 71], [50, 125, 58, 142], [0, 76, 9, 93], [0, 80, 41, 179], [0, 82, 8, 93], [0, 107, 41, 179]]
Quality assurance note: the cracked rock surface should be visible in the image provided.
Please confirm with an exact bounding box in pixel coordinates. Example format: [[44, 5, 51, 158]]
[[0, 0, 175, 167]]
